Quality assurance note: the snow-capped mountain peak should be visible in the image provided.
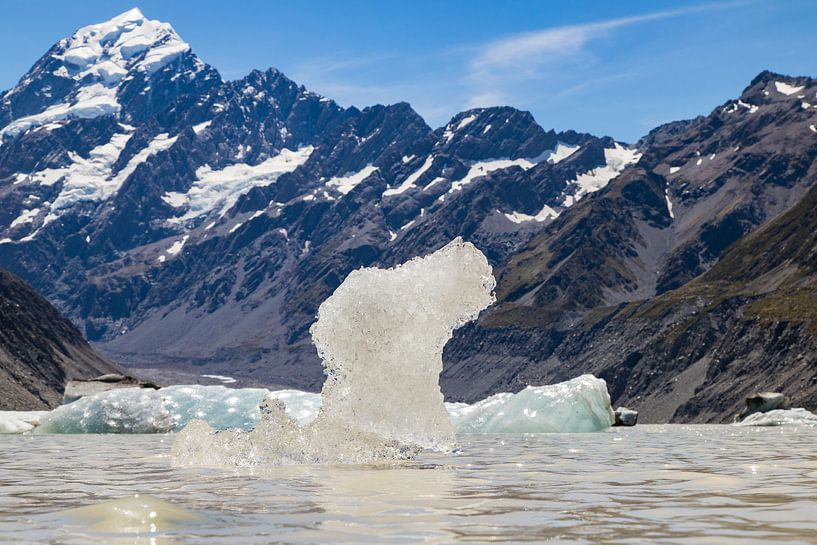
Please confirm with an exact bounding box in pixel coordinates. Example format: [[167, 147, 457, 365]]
[[55, 7, 189, 78], [0, 8, 202, 140]]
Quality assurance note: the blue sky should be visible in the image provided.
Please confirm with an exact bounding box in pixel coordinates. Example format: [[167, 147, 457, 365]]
[[1, 0, 816, 141]]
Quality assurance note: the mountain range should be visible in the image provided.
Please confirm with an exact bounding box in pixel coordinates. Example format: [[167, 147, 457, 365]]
[[1, 9, 815, 421]]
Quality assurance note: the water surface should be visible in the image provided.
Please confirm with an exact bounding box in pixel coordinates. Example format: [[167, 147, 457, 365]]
[[1, 425, 816, 544]]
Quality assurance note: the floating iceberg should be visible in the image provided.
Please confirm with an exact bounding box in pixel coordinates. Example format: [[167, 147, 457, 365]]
[[35, 386, 317, 434], [448, 375, 614, 433], [172, 238, 497, 467], [25, 375, 614, 436], [736, 408, 817, 427]]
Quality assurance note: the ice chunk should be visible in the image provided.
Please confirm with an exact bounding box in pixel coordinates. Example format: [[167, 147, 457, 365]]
[[736, 408, 817, 427], [447, 375, 614, 433], [0, 411, 47, 433], [37, 388, 175, 434], [34, 385, 285, 434], [16, 375, 615, 435], [171, 238, 496, 467]]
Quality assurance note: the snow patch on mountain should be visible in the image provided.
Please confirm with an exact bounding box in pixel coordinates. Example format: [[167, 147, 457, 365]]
[[442, 114, 477, 143], [325, 165, 378, 195], [723, 100, 758, 114], [57, 8, 190, 77], [775, 81, 805, 96], [192, 121, 211, 134], [562, 144, 641, 207], [12, 132, 132, 229], [383, 156, 434, 197], [114, 132, 178, 182], [448, 157, 538, 195], [165, 146, 313, 223], [455, 114, 477, 131], [10, 208, 41, 228], [166, 234, 189, 256], [4, 128, 188, 237], [504, 204, 559, 223], [1, 83, 121, 140], [546, 142, 581, 164]]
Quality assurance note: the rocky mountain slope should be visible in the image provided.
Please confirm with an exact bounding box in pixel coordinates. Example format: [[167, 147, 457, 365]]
[[0, 268, 118, 410], [2, 9, 817, 422], [443, 72, 817, 422], [0, 9, 636, 389]]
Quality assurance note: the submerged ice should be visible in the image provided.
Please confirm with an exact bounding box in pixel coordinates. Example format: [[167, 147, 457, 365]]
[[172, 238, 497, 466]]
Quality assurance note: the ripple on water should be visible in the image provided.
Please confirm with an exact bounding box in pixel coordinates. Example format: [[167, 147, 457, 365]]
[[1, 426, 817, 544]]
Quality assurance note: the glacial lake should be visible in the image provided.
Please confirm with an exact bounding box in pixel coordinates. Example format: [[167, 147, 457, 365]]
[[1, 425, 816, 544]]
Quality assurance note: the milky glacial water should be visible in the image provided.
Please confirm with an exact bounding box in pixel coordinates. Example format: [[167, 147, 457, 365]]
[[2, 425, 817, 544]]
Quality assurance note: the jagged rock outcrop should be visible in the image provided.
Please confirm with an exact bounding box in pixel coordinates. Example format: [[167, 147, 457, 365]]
[[444, 75, 817, 421], [0, 269, 118, 410]]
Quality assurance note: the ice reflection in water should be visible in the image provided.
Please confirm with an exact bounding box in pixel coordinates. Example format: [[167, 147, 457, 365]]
[[2, 425, 817, 544]]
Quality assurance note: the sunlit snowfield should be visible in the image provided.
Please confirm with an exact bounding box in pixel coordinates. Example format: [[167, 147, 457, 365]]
[[2, 425, 816, 544]]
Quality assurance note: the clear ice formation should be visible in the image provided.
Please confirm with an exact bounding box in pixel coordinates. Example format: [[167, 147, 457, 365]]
[[171, 238, 497, 466], [447, 374, 614, 433]]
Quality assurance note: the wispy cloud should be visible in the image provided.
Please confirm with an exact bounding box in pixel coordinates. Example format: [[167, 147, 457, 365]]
[[467, 1, 750, 86]]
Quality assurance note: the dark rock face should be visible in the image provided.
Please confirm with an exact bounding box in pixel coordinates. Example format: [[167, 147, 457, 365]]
[[0, 269, 118, 410], [443, 74, 817, 422], [63, 373, 160, 404], [740, 392, 787, 420]]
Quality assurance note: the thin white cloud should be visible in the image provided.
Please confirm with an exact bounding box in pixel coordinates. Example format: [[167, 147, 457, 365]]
[[469, 1, 750, 81], [466, 90, 507, 109]]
